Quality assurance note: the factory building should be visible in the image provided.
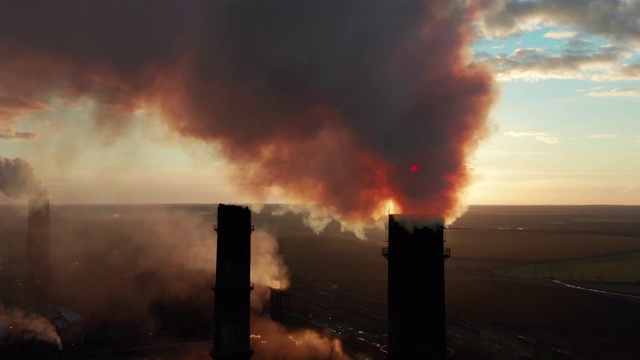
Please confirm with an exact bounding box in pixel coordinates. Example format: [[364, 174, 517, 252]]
[[269, 288, 290, 322]]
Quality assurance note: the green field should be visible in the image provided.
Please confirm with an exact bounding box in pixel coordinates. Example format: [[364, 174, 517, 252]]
[[446, 229, 640, 264], [496, 252, 640, 281]]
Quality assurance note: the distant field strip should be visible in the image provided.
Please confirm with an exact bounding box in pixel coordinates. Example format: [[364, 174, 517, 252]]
[[497, 252, 640, 281], [551, 279, 640, 300], [447, 229, 640, 263]]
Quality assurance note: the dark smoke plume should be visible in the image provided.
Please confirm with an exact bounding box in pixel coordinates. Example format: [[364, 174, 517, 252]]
[[0, 1, 495, 222], [0, 154, 46, 198]]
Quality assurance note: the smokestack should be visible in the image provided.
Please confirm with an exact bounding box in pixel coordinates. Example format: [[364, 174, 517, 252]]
[[383, 215, 449, 359], [26, 197, 51, 314], [212, 204, 253, 360]]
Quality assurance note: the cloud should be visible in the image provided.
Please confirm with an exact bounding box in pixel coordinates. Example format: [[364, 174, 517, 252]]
[[0, 125, 37, 140], [475, 1, 640, 82], [0, 1, 497, 224], [587, 88, 639, 97], [588, 133, 619, 138], [58, 99, 82, 109], [533, 135, 560, 144], [478, 44, 632, 81], [504, 131, 548, 137], [592, 61, 640, 81], [565, 38, 595, 49], [0, 96, 48, 111], [0, 130, 37, 140], [543, 30, 578, 39], [504, 130, 559, 144], [477, 0, 640, 46], [0, 95, 49, 121]]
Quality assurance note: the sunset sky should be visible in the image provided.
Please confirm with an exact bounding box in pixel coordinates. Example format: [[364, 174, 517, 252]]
[[469, 1, 640, 205], [1, 1, 639, 208]]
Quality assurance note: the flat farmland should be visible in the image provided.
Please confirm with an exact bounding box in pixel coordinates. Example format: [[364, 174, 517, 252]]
[[3, 204, 640, 358], [446, 229, 640, 264], [500, 251, 640, 280]]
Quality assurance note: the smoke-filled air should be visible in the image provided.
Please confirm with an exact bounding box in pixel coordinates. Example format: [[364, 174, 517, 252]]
[[0, 305, 60, 346], [251, 317, 349, 360], [0, 0, 495, 226], [43, 208, 289, 323]]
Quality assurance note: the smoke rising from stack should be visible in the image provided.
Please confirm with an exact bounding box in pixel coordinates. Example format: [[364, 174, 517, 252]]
[[0, 154, 46, 199], [0, 305, 61, 346], [251, 230, 290, 290], [0, 1, 495, 225], [250, 230, 290, 313]]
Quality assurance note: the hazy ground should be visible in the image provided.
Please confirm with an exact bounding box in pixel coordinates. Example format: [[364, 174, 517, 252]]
[[1, 204, 639, 359], [261, 205, 640, 359]]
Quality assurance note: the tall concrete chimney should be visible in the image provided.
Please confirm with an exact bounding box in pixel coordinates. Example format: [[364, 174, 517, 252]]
[[382, 215, 449, 359], [212, 204, 253, 360], [26, 197, 51, 313]]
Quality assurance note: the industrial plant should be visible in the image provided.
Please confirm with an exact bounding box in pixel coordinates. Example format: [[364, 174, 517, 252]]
[[2, 200, 639, 359], [2, 200, 455, 359], [209, 207, 453, 359]]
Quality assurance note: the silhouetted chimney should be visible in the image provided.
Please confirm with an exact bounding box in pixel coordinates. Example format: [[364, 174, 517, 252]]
[[26, 197, 50, 313], [382, 215, 449, 359], [212, 204, 253, 360]]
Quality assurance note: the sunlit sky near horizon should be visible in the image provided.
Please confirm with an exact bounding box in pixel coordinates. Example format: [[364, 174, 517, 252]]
[[468, 14, 640, 205], [1, 1, 639, 206]]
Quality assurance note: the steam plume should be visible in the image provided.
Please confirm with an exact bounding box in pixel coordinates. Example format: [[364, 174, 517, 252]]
[[250, 230, 291, 312], [251, 230, 290, 290], [0, 1, 495, 223], [0, 305, 61, 346], [251, 317, 349, 360], [50, 208, 218, 322], [50, 207, 289, 324], [0, 154, 46, 198]]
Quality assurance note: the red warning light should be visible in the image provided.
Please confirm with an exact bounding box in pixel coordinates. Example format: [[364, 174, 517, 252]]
[[410, 165, 419, 173]]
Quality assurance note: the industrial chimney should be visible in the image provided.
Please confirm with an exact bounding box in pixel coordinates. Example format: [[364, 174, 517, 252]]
[[382, 215, 450, 359], [212, 204, 253, 360], [25, 197, 51, 314]]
